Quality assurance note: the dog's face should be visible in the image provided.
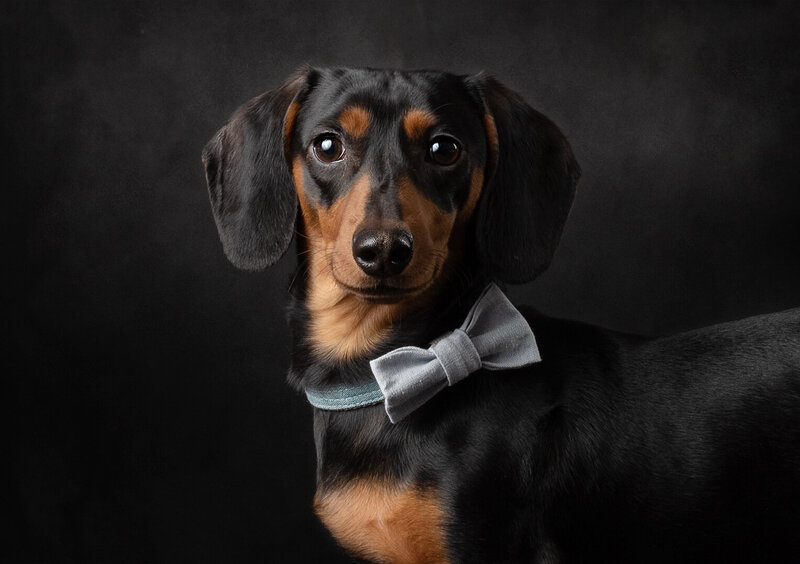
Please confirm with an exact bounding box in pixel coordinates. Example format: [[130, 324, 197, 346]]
[[203, 67, 580, 359], [289, 70, 488, 303]]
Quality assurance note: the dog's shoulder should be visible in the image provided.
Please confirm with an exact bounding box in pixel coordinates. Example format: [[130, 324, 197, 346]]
[[517, 306, 645, 371]]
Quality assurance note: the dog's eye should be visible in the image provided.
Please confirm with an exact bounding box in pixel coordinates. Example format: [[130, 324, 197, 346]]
[[312, 135, 345, 163], [428, 136, 461, 166]]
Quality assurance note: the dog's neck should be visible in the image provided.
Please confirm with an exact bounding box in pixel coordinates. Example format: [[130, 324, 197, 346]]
[[286, 250, 488, 392], [300, 253, 424, 363]]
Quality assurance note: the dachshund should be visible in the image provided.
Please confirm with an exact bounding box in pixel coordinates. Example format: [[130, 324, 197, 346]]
[[202, 67, 800, 563]]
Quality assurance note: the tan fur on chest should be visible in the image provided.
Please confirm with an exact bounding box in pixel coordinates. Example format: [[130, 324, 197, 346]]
[[314, 480, 450, 564]]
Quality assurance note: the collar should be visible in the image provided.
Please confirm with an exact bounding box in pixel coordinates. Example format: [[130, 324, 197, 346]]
[[304, 379, 384, 411]]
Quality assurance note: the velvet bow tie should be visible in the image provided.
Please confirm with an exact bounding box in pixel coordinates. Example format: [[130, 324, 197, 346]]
[[304, 283, 541, 423]]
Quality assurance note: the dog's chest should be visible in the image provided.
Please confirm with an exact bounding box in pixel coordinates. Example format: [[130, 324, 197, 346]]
[[314, 479, 450, 564]]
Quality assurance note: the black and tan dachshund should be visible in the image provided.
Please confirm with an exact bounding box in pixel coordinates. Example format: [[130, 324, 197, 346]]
[[203, 67, 800, 563]]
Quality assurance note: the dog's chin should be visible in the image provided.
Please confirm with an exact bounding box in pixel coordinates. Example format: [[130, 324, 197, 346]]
[[335, 278, 434, 305], [355, 290, 412, 304]]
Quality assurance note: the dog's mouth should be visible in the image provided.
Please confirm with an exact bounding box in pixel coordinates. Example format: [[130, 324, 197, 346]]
[[330, 257, 442, 304], [335, 279, 429, 304]]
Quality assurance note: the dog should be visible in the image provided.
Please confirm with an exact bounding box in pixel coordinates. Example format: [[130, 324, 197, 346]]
[[202, 67, 800, 563]]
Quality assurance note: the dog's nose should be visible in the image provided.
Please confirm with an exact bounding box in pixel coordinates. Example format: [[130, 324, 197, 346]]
[[352, 228, 414, 278]]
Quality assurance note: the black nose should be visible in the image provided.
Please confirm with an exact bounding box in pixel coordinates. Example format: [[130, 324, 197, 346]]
[[352, 228, 414, 278]]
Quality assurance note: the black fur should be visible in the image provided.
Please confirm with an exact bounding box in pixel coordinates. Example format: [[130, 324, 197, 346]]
[[204, 67, 800, 562], [202, 69, 315, 270], [471, 75, 581, 283]]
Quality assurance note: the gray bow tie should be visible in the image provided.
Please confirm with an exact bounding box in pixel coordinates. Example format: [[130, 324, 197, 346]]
[[369, 283, 541, 423]]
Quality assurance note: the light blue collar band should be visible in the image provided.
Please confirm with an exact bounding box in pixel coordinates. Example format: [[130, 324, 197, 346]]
[[304, 379, 384, 411], [303, 283, 541, 423]]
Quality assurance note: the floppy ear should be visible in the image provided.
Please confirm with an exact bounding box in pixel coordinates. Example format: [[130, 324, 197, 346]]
[[470, 75, 581, 284], [202, 70, 313, 270]]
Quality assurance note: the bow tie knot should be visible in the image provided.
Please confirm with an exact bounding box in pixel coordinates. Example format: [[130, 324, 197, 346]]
[[430, 328, 481, 386]]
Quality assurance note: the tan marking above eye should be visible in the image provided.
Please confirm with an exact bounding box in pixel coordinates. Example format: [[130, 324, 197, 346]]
[[338, 106, 371, 138], [403, 109, 437, 140]]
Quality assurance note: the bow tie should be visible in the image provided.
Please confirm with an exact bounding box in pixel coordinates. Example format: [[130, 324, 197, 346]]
[[304, 283, 541, 423]]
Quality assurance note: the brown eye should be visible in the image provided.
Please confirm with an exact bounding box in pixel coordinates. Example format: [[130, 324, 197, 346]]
[[313, 135, 345, 163], [428, 136, 461, 166]]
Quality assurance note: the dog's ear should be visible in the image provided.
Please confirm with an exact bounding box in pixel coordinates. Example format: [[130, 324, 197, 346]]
[[202, 69, 314, 270], [469, 75, 581, 284]]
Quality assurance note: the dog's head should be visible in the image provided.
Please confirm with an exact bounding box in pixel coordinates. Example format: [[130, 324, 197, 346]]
[[203, 68, 580, 358]]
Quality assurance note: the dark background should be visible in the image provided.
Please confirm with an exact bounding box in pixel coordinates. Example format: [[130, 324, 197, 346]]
[[7, 1, 799, 562]]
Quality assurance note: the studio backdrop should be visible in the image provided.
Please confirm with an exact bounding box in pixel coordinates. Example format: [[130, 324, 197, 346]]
[[8, 1, 799, 562]]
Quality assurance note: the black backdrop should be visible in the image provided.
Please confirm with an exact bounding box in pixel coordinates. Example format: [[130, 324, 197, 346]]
[[7, 1, 800, 562]]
